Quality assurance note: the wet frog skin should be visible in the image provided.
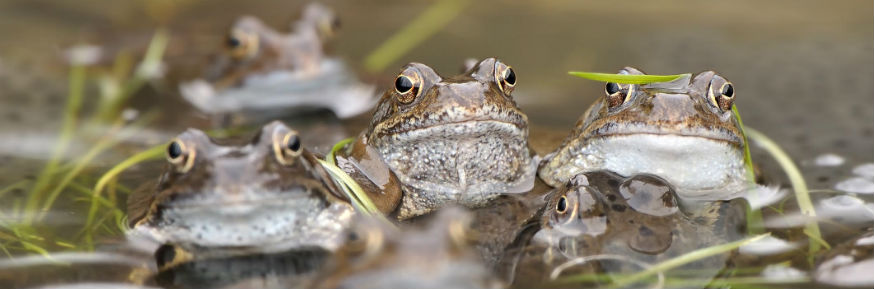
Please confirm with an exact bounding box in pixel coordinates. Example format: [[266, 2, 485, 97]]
[[127, 121, 354, 253], [539, 68, 752, 200], [338, 58, 536, 219], [204, 3, 340, 89], [514, 171, 746, 285]]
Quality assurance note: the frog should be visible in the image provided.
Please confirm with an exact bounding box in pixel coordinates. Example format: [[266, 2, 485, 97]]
[[312, 207, 503, 289], [538, 67, 753, 201], [126, 120, 355, 255], [179, 3, 375, 120], [505, 171, 747, 286], [333, 58, 537, 219]]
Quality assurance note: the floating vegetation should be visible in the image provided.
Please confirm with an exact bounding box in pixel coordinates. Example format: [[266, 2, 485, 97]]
[[0, 30, 169, 255], [745, 127, 827, 264]]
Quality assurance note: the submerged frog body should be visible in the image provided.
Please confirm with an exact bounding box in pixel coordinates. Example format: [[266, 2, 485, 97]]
[[336, 58, 536, 219], [180, 3, 375, 119], [314, 207, 502, 289], [510, 171, 746, 285], [127, 121, 354, 253], [539, 68, 752, 200]]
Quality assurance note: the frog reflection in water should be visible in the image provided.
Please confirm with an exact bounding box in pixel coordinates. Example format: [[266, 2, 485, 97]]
[[314, 207, 502, 289], [512, 171, 746, 285], [127, 121, 354, 254], [333, 58, 536, 219], [539, 68, 752, 200]]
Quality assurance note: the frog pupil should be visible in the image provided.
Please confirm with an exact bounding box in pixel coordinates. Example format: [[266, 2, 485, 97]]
[[395, 76, 413, 94], [505, 68, 516, 85], [557, 196, 568, 213], [721, 83, 734, 97], [606, 82, 620, 95], [287, 135, 301, 151], [226, 36, 241, 48], [167, 142, 183, 159]]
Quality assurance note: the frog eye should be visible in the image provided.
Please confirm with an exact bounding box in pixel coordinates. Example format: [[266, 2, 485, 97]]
[[226, 29, 259, 60], [708, 80, 735, 111], [605, 82, 634, 108], [166, 140, 196, 173], [394, 74, 421, 104], [494, 62, 516, 95], [556, 195, 569, 214], [273, 130, 303, 165]]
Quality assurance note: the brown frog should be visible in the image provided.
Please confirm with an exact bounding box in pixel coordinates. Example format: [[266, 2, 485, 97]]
[[204, 3, 339, 89], [313, 207, 503, 289], [539, 68, 753, 200], [126, 121, 354, 254], [334, 58, 536, 219]]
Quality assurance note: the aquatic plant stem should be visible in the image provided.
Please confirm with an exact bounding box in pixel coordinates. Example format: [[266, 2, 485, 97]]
[[744, 127, 824, 264], [363, 0, 470, 72], [733, 105, 764, 235], [606, 233, 769, 288], [23, 63, 86, 224], [84, 144, 165, 246]]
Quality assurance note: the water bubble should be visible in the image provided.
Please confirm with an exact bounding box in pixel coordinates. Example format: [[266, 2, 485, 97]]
[[814, 153, 845, 167], [835, 177, 874, 194]]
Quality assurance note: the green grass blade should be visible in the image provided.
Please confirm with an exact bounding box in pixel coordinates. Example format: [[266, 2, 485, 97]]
[[568, 71, 689, 84], [316, 159, 380, 215], [591, 234, 768, 288], [327, 137, 354, 166], [84, 143, 165, 246], [363, 0, 470, 72], [24, 63, 86, 222], [744, 127, 823, 264], [732, 105, 763, 235]]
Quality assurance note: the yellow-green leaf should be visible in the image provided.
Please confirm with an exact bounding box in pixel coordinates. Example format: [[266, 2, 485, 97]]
[[568, 71, 689, 84]]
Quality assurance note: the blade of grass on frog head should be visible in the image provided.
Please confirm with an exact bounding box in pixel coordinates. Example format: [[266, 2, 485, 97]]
[[568, 71, 689, 84]]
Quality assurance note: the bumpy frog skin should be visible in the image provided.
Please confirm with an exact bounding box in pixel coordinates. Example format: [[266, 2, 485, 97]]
[[349, 58, 536, 219], [127, 121, 353, 253], [539, 68, 752, 200]]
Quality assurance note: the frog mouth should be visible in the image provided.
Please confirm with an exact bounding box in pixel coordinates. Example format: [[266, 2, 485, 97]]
[[159, 185, 321, 209], [587, 122, 743, 146]]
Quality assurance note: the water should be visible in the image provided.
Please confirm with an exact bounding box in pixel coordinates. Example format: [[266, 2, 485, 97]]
[[0, 0, 871, 288]]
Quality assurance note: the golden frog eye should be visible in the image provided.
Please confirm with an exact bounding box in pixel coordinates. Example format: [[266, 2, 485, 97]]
[[273, 130, 303, 165], [556, 195, 569, 214], [708, 80, 735, 111], [166, 139, 195, 173], [226, 29, 259, 60], [605, 82, 633, 108], [394, 74, 421, 104], [494, 61, 516, 96]]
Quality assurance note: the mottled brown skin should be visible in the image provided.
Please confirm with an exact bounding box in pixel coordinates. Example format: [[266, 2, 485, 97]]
[[204, 3, 340, 89], [313, 208, 501, 289], [337, 58, 534, 219], [127, 121, 352, 252], [539, 67, 750, 193]]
